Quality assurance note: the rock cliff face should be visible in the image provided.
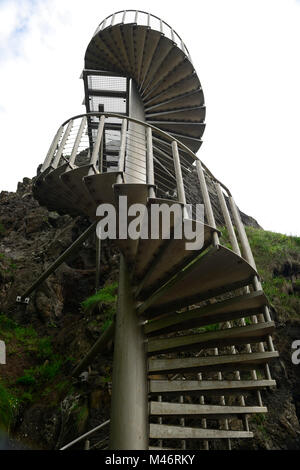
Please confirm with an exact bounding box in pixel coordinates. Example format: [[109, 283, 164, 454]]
[[0, 177, 299, 450]]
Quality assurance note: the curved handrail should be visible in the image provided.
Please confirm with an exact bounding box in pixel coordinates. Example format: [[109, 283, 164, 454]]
[[57, 111, 232, 197], [92, 10, 191, 60]]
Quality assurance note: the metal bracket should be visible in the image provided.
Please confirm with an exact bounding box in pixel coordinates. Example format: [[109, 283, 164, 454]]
[[16, 296, 30, 305]]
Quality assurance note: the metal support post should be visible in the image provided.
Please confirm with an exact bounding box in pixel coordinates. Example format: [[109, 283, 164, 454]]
[[109, 254, 148, 450]]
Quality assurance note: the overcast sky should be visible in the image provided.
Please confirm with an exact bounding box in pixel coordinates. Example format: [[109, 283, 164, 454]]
[[0, 0, 299, 235]]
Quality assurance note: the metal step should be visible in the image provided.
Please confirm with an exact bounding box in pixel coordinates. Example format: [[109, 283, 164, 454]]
[[85, 43, 116, 73], [135, 219, 217, 298], [145, 89, 204, 113], [144, 291, 268, 336], [147, 322, 275, 355], [149, 379, 276, 394], [149, 424, 253, 440], [150, 402, 268, 417], [141, 39, 175, 94], [144, 74, 200, 107], [120, 24, 136, 77], [146, 106, 206, 123], [83, 171, 123, 207], [148, 121, 205, 139], [144, 60, 194, 102], [133, 25, 148, 83], [34, 167, 84, 217], [110, 25, 132, 74], [165, 132, 202, 153], [148, 352, 279, 376], [60, 165, 98, 218], [142, 47, 186, 98], [100, 28, 128, 73], [93, 34, 124, 72], [112, 183, 153, 266], [134, 198, 184, 279], [137, 245, 257, 316], [44, 164, 79, 213], [139, 29, 162, 86]]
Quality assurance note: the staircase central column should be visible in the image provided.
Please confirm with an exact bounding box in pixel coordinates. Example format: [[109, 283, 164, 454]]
[[109, 254, 148, 450]]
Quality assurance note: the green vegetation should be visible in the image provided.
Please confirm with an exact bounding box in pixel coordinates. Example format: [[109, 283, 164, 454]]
[[81, 282, 118, 311], [16, 359, 63, 387], [246, 228, 300, 319], [0, 313, 72, 429], [219, 226, 300, 320], [0, 382, 18, 430], [82, 282, 117, 332]]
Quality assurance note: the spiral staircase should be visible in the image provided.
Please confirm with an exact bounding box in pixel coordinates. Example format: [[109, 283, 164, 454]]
[[31, 11, 279, 450]]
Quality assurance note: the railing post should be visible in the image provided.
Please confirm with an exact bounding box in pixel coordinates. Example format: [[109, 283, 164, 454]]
[[229, 197, 256, 269], [41, 125, 64, 172], [171, 141, 186, 205], [229, 197, 275, 371], [116, 118, 127, 184], [195, 159, 219, 246], [117, 119, 127, 171], [215, 183, 241, 255], [109, 254, 148, 450], [68, 116, 87, 167], [51, 120, 73, 169], [146, 127, 155, 198], [89, 115, 105, 175]]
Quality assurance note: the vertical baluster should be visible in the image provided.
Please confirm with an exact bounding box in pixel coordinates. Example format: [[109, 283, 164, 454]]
[[229, 197, 256, 269], [213, 346, 231, 450], [146, 127, 155, 198], [122, 11, 126, 23], [170, 28, 175, 43], [196, 160, 219, 246], [229, 195, 273, 396], [51, 120, 73, 169], [101, 18, 107, 30], [160, 19, 163, 34], [41, 125, 64, 172], [68, 116, 87, 168], [197, 372, 209, 450], [179, 395, 186, 450], [158, 395, 163, 448], [134, 10, 138, 23], [171, 141, 186, 205], [116, 119, 127, 184], [215, 183, 240, 254], [89, 115, 105, 175], [215, 182, 251, 430], [111, 13, 116, 26], [147, 13, 150, 28]]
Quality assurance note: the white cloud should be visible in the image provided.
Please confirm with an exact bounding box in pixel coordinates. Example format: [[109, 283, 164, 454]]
[[0, 0, 299, 235]]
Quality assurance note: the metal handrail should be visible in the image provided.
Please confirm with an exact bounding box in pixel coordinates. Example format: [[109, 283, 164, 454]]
[[60, 419, 110, 450], [93, 10, 191, 60], [54, 111, 232, 197], [38, 111, 263, 269]]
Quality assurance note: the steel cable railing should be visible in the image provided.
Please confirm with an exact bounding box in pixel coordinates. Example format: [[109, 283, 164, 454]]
[[38, 112, 261, 271], [93, 10, 191, 61]]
